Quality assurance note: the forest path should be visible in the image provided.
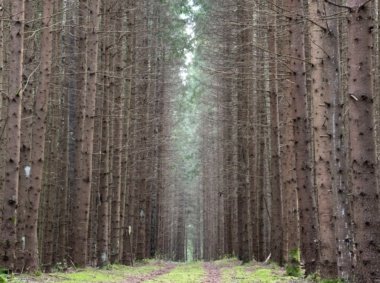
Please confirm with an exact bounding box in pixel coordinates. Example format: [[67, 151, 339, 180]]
[[11, 259, 313, 282], [123, 262, 176, 283], [202, 262, 222, 283]]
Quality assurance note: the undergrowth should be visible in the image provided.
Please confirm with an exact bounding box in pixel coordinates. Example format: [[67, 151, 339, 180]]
[[285, 249, 302, 277], [4, 258, 348, 283]]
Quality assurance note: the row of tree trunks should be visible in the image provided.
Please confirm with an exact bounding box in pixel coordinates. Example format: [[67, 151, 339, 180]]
[[197, 0, 380, 281], [0, 0, 188, 271]]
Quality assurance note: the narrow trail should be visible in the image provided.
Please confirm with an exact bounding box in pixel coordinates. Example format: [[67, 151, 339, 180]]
[[203, 262, 221, 283], [123, 262, 176, 283]]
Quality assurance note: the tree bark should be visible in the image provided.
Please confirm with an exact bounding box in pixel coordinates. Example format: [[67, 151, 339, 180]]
[[72, 0, 100, 266], [24, 0, 53, 271], [346, 1, 380, 281], [267, 4, 283, 265], [0, 0, 25, 271], [17, 0, 36, 271], [309, 0, 340, 277], [236, 0, 252, 263], [287, 0, 319, 274]]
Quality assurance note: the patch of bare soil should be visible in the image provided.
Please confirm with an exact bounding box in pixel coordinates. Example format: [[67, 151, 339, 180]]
[[203, 262, 221, 283]]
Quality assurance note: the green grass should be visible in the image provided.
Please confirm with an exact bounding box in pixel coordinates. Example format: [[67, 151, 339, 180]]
[[221, 264, 300, 283], [7, 260, 346, 283], [145, 262, 204, 283], [214, 257, 240, 267], [221, 264, 236, 282], [51, 269, 120, 283], [10, 262, 160, 283]]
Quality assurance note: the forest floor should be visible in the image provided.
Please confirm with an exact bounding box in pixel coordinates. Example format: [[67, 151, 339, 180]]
[[6, 258, 318, 283]]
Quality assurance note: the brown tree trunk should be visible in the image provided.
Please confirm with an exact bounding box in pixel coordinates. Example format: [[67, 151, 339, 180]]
[[0, 0, 25, 271], [135, 0, 150, 261], [346, 1, 380, 281], [121, 0, 136, 265], [278, 6, 299, 263], [309, 0, 339, 277], [110, 1, 125, 263], [70, 0, 87, 263], [72, 0, 100, 266], [96, 2, 110, 267], [287, 0, 318, 274], [268, 5, 283, 265], [24, 0, 54, 271], [17, 0, 36, 271], [236, 0, 252, 263], [0, 0, 4, 196], [334, 7, 352, 279]]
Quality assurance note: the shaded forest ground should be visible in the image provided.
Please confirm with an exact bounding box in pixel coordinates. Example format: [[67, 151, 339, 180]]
[[2, 258, 337, 283]]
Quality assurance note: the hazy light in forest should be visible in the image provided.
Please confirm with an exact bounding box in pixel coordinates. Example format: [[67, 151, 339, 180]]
[[180, 1, 196, 84]]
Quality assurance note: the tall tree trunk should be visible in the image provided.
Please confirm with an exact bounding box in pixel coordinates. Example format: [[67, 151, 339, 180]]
[[135, 0, 149, 261], [61, 0, 77, 263], [268, 5, 283, 265], [96, 1, 110, 266], [70, 0, 87, 263], [334, 7, 352, 279], [278, 5, 299, 263], [287, 0, 318, 274], [236, 0, 252, 263], [24, 0, 54, 271], [0, 0, 25, 271], [309, 0, 340, 277], [121, 0, 136, 265], [0, 0, 4, 196], [17, 0, 36, 271], [72, 0, 100, 266], [110, 1, 125, 263], [346, 1, 380, 281]]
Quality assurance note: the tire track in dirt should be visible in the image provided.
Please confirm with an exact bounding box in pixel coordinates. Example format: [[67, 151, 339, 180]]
[[203, 262, 221, 283], [123, 262, 176, 283]]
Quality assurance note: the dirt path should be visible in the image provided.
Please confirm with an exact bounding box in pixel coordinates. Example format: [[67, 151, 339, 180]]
[[123, 262, 176, 283], [203, 262, 221, 283]]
